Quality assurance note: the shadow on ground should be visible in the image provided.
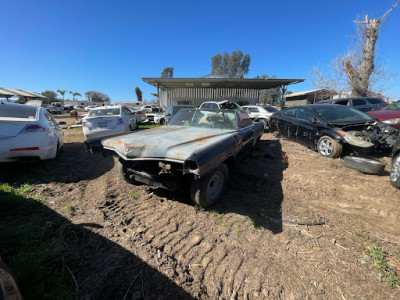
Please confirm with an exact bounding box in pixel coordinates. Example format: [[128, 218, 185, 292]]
[[0, 142, 114, 184], [0, 190, 194, 299], [150, 139, 288, 234]]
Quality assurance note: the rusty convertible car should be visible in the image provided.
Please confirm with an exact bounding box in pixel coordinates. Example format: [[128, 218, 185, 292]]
[[269, 104, 399, 158], [102, 108, 264, 207]]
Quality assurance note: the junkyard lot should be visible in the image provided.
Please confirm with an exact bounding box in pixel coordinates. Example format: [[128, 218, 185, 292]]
[[2, 114, 400, 299]]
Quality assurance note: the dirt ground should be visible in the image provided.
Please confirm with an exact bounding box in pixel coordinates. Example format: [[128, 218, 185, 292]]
[[2, 114, 400, 299]]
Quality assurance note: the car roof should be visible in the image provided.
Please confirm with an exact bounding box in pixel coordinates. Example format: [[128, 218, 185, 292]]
[[90, 105, 122, 110]]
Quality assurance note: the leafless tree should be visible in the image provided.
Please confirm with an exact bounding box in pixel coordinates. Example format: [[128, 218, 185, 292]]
[[311, 1, 399, 97]]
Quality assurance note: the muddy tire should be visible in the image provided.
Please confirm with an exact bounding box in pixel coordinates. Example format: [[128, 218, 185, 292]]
[[317, 136, 342, 158], [190, 163, 228, 208], [343, 156, 386, 175], [117, 160, 136, 184], [390, 153, 400, 188]]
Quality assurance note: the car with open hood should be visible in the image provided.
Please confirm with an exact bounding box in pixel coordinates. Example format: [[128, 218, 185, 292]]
[[269, 104, 399, 158], [102, 108, 264, 207]]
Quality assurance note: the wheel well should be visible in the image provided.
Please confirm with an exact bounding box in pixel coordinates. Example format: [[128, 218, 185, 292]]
[[224, 156, 235, 173]]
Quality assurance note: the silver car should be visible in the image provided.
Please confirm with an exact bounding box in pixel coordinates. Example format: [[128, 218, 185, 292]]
[[82, 105, 138, 147], [242, 105, 278, 128]]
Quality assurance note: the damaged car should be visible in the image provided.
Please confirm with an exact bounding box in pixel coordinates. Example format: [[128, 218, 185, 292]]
[[102, 108, 264, 207], [269, 104, 399, 158]]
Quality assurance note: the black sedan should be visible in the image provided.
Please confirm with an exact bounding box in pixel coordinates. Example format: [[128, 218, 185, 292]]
[[269, 104, 399, 158]]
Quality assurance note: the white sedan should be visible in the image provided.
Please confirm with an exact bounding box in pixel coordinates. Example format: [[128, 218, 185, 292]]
[[82, 105, 138, 147], [0, 102, 64, 162]]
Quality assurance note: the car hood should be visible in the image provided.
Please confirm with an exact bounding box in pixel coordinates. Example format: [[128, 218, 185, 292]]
[[102, 125, 235, 161], [367, 110, 400, 120]]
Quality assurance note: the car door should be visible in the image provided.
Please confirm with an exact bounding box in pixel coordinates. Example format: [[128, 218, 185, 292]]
[[122, 107, 134, 131], [44, 109, 64, 145], [237, 111, 255, 152], [248, 107, 261, 119], [295, 108, 318, 148], [351, 98, 370, 112], [277, 108, 297, 139]]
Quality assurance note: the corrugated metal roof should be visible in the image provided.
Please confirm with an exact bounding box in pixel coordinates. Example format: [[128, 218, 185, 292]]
[[285, 89, 336, 98], [142, 77, 304, 90], [0, 87, 46, 98]]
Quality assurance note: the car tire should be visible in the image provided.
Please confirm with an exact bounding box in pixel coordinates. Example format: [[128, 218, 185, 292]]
[[190, 163, 228, 208], [317, 136, 343, 158], [160, 119, 165, 126], [259, 118, 268, 129], [343, 156, 386, 175], [117, 160, 136, 184], [390, 153, 400, 188]]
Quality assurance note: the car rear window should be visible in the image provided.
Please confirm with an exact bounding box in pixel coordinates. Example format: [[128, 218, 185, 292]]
[[89, 108, 121, 117], [0, 104, 38, 119]]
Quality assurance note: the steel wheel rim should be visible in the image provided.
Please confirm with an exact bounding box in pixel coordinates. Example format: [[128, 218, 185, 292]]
[[391, 155, 400, 182], [319, 138, 333, 156], [207, 171, 223, 199]]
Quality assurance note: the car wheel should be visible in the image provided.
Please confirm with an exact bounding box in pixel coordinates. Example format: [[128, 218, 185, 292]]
[[390, 153, 400, 188], [160, 119, 165, 126], [317, 136, 343, 158], [259, 118, 268, 129], [117, 160, 136, 184], [343, 156, 386, 175], [190, 163, 228, 208]]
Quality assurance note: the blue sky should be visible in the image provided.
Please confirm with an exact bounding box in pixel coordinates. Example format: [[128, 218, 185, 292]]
[[1, 0, 400, 102]]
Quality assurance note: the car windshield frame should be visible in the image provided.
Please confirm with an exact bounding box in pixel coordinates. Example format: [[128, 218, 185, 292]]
[[168, 109, 238, 130], [313, 106, 375, 124]]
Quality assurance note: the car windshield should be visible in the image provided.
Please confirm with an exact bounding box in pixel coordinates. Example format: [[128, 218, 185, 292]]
[[383, 101, 400, 111], [0, 104, 38, 119], [314, 106, 375, 124], [89, 108, 121, 117], [168, 109, 237, 130]]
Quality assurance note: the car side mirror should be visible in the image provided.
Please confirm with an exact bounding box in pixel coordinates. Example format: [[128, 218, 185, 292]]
[[308, 117, 318, 124]]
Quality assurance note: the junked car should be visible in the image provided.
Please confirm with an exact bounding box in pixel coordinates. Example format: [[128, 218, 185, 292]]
[[318, 97, 387, 112], [367, 100, 400, 130], [242, 105, 279, 128], [154, 105, 195, 125], [83, 105, 138, 150], [269, 104, 399, 158], [102, 108, 264, 207], [390, 135, 400, 188], [0, 102, 64, 162]]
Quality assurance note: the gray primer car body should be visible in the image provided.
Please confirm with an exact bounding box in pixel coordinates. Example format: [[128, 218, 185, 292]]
[[102, 109, 264, 192]]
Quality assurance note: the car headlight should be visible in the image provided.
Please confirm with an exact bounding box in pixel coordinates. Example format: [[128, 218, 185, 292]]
[[382, 118, 400, 125]]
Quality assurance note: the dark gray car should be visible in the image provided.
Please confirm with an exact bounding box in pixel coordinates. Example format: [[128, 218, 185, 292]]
[[318, 97, 387, 112]]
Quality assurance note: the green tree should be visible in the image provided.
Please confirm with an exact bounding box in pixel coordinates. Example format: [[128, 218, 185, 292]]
[[135, 87, 143, 102], [69, 91, 81, 100], [41, 90, 58, 104], [56, 90, 66, 100], [161, 67, 174, 78], [211, 50, 250, 78], [85, 91, 110, 103]]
